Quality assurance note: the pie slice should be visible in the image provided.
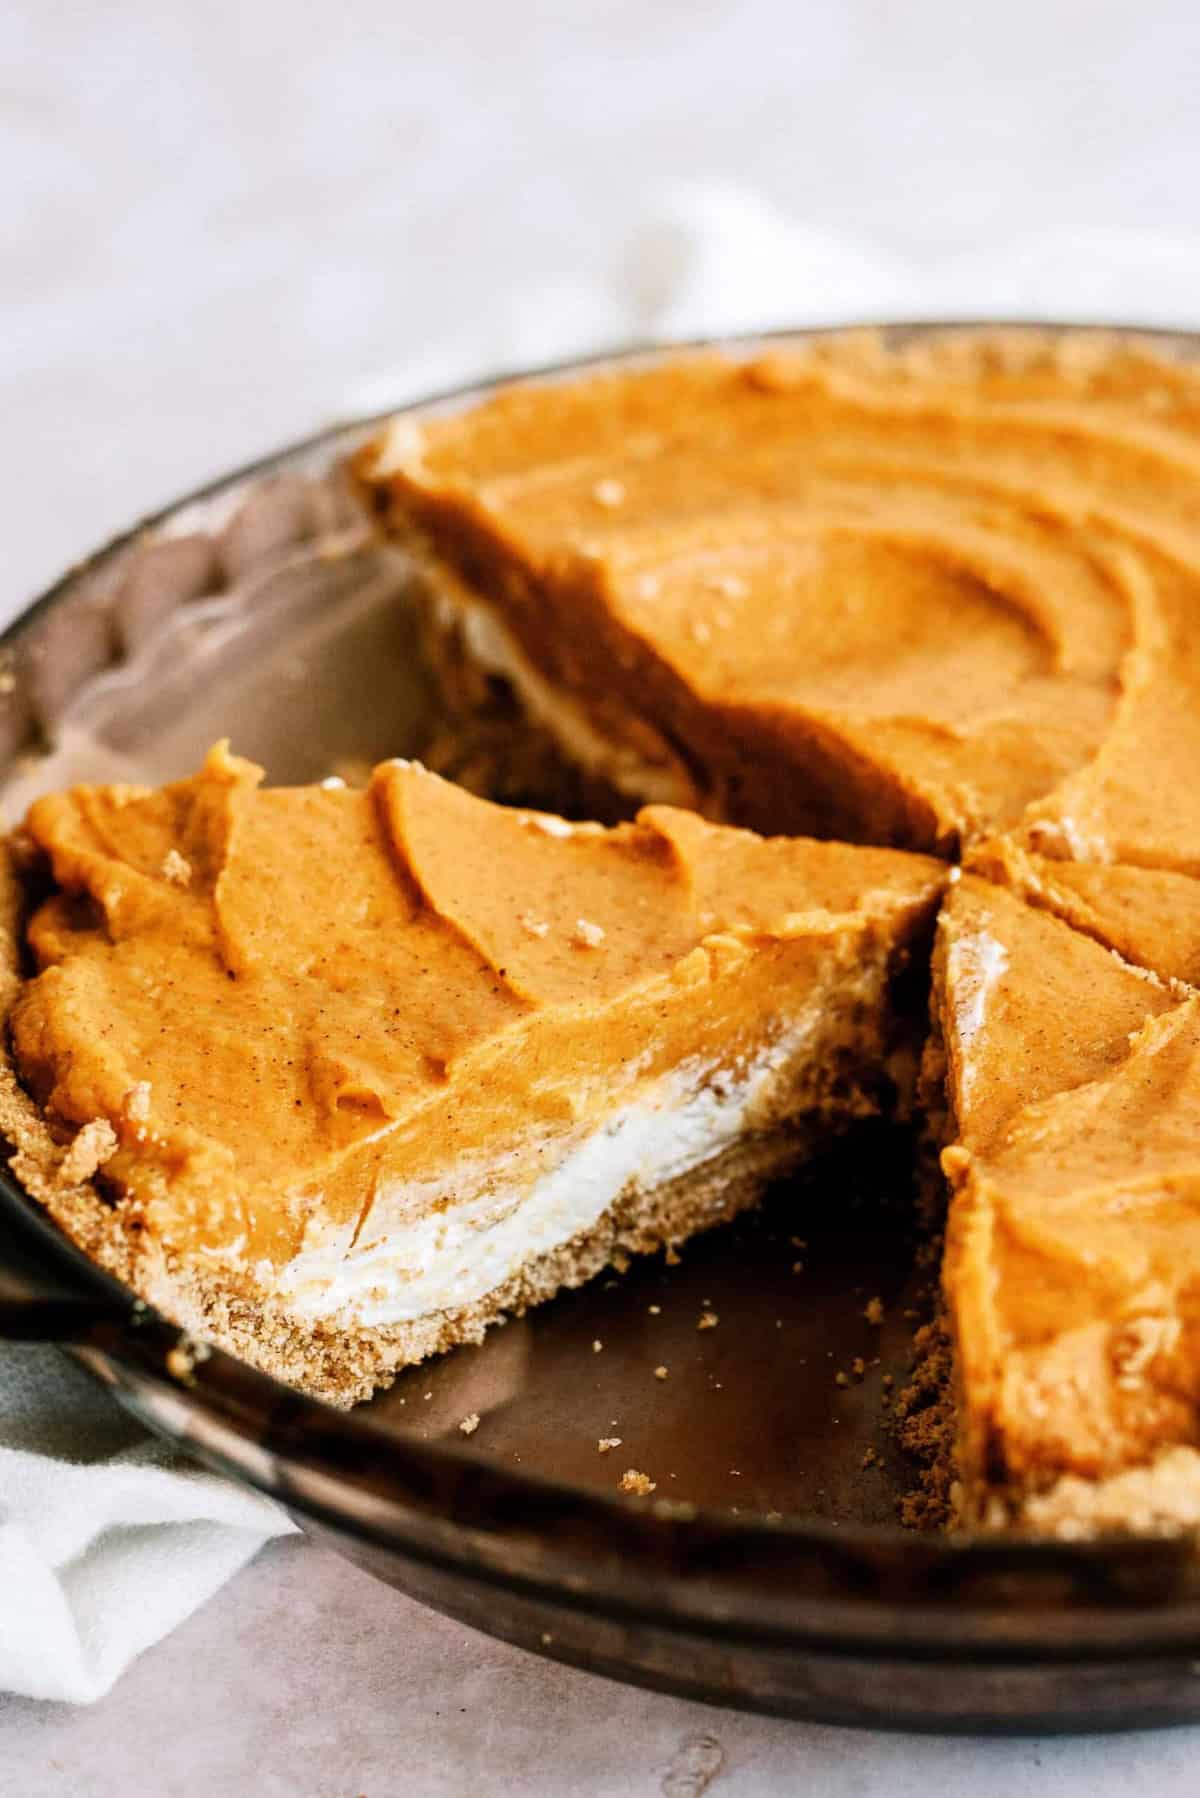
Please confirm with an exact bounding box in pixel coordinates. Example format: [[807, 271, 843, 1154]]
[[0, 744, 944, 1404], [357, 329, 1200, 864], [932, 875, 1200, 1533], [967, 836, 1200, 989]]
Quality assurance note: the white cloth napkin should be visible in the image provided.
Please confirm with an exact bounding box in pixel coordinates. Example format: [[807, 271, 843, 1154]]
[[7, 181, 1200, 1707], [0, 1346, 296, 1703]]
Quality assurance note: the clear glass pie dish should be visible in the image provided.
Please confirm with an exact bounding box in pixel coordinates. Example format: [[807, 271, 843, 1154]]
[[3, 325, 1200, 1734]]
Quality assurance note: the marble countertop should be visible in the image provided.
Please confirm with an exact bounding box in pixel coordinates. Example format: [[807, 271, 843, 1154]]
[[6, 0, 1200, 1788]]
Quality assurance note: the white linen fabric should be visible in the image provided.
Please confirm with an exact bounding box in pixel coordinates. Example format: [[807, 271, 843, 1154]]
[[0, 1345, 295, 1703], [5, 181, 1200, 1704]]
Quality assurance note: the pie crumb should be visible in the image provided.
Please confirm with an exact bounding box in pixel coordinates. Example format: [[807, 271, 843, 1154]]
[[654, 1364, 669, 1380], [59, 1119, 118, 1186], [702, 571, 749, 601], [864, 1296, 885, 1325], [697, 1310, 719, 1331], [597, 1437, 622, 1453], [519, 911, 550, 938], [664, 1245, 681, 1266], [123, 1082, 152, 1125], [160, 848, 192, 887], [164, 1335, 210, 1383], [619, 1469, 656, 1495], [592, 1339, 603, 1353], [572, 917, 606, 948], [591, 477, 626, 509], [459, 1412, 480, 1436]]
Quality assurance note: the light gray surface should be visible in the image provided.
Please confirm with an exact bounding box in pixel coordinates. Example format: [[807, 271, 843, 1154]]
[[6, 0, 1200, 1787], [6, 1535, 1200, 1798]]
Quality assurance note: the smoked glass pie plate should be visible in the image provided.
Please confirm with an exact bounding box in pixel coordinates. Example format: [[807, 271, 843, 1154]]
[[3, 325, 1200, 1734]]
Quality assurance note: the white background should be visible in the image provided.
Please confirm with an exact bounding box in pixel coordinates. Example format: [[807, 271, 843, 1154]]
[[7, 0, 1200, 614], [6, 1, 1200, 1790]]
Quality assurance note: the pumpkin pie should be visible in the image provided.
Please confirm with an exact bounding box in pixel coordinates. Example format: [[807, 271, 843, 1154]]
[[933, 875, 1200, 1534], [0, 744, 943, 1404], [9, 326, 1200, 1538]]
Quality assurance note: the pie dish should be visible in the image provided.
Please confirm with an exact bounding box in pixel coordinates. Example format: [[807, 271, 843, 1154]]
[[7, 328, 1200, 1732], [6, 325, 1200, 1554]]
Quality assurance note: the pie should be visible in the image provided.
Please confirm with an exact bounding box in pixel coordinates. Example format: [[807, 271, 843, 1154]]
[[931, 874, 1200, 1534], [8, 325, 1200, 1537], [0, 744, 942, 1405], [359, 329, 1200, 867]]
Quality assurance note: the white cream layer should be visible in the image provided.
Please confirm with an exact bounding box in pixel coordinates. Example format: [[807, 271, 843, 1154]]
[[426, 578, 699, 809], [275, 1028, 820, 1327], [945, 929, 1009, 1105]]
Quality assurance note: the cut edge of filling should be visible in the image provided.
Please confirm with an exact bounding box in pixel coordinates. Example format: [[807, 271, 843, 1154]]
[[396, 529, 700, 825]]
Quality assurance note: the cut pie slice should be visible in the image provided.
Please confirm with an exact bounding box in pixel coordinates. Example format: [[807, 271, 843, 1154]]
[[967, 836, 1200, 989], [1, 744, 944, 1404], [358, 330, 1200, 864], [932, 875, 1200, 1533]]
